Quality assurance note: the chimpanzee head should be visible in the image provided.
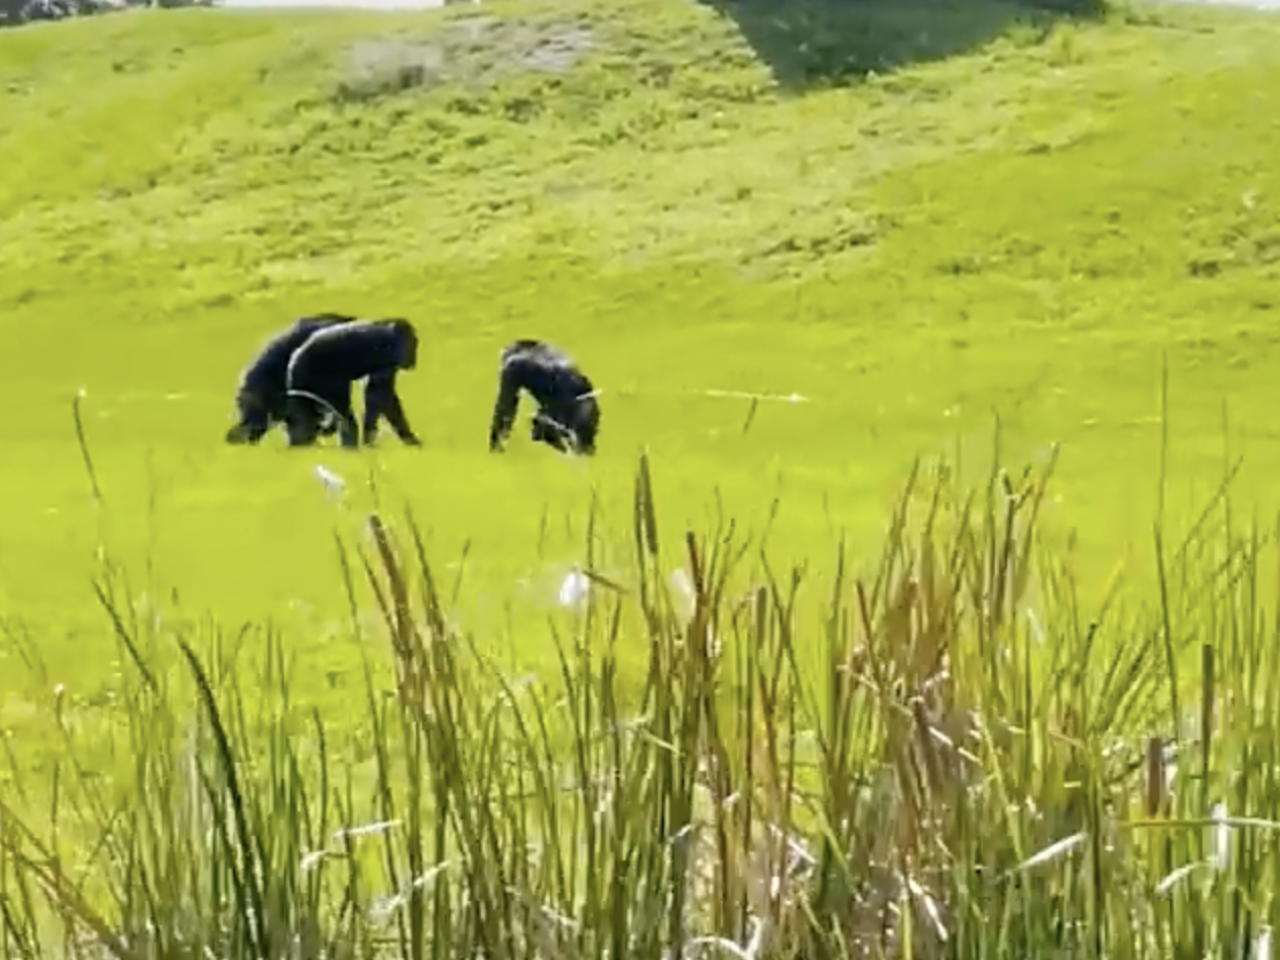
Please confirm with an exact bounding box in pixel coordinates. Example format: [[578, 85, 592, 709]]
[[530, 404, 597, 456], [386, 318, 418, 371], [530, 415, 559, 447], [225, 390, 268, 444], [224, 422, 253, 444]]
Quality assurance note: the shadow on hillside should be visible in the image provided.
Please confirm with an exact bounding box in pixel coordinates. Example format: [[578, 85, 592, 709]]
[[701, 0, 1109, 93]]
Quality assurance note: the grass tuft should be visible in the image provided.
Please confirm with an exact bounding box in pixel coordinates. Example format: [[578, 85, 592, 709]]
[[3, 439, 1280, 956]]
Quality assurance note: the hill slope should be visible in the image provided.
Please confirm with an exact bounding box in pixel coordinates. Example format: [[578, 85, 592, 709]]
[[0, 0, 1279, 702]]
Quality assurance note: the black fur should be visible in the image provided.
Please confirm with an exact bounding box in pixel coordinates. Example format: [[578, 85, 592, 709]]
[[284, 318, 421, 448], [488, 339, 599, 455], [225, 313, 354, 445]]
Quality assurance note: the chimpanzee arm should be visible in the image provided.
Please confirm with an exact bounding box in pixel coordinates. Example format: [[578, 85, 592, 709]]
[[364, 373, 420, 445], [488, 361, 525, 452]]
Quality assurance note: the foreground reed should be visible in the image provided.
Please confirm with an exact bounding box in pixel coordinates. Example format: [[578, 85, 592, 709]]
[[2, 443, 1278, 959]]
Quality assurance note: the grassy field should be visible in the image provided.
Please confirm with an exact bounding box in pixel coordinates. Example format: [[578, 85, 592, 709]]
[[5, 0, 1280, 951], [2, 0, 1280, 815]]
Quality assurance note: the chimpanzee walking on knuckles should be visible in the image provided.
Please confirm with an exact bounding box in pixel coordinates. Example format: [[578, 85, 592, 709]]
[[285, 318, 423, 449], [488, 339, 600, 456], [225, 313, 354, 445]]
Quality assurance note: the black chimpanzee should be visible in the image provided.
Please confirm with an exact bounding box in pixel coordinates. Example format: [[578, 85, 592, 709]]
[[488, 339, 600, 456], [225, 313, 355, 445], [284, 317, 422, 449]]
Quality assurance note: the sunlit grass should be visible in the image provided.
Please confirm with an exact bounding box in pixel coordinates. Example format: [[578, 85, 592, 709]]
[[3, 0, 1280, 949], [5, 426, 1280, 956]]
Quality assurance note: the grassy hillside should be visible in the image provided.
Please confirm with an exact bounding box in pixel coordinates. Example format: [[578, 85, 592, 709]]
[[7, 0, 1280, 953], [2, 0, 1280, 770]]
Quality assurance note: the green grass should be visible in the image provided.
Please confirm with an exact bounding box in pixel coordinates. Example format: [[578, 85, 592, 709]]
[[2, 0, 1280, 898], [4, 449, 1280, 958]]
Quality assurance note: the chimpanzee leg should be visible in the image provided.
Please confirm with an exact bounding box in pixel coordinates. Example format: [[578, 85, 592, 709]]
[[286, 381, 355, 448], [320, 382, 358, 448], [285, 395, 323, 447], [332, 384, 359, 448]]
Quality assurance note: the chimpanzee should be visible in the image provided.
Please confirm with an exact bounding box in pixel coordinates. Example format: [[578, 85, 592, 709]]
[[488, 339, 600, 456], [284, 317, 422, 449], [224, 313, 355, 445]]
